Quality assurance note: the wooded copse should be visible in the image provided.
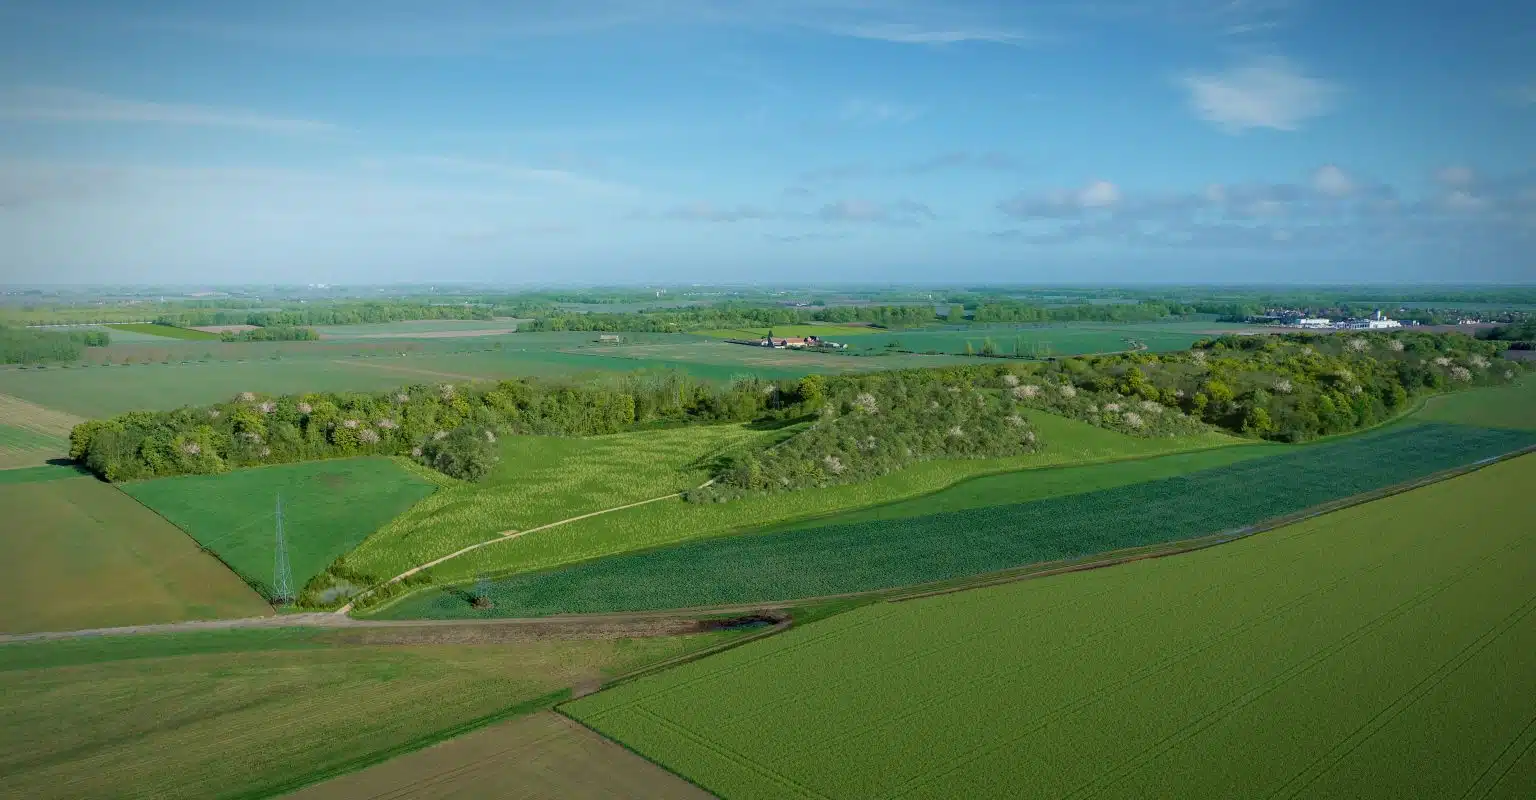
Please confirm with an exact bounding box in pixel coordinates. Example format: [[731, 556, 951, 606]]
[[68, 330, 1524, 485], [521, 300, 1187, 333], [1, 325, 110, 365], [218, 326, 320, 342]]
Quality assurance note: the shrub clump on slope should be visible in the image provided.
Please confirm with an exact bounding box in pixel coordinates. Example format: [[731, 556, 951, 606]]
[[688, 378, 1042, 500]]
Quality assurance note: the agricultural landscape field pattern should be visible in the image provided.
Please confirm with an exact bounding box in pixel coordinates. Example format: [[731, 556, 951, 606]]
[[567, 454, 1536, 800]]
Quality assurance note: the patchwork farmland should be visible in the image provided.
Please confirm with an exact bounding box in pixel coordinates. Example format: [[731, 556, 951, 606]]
[[4, 286, 1534, 799]]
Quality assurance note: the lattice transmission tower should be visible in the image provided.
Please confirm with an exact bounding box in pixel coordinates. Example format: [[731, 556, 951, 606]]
[[272, 494, 294, 606]]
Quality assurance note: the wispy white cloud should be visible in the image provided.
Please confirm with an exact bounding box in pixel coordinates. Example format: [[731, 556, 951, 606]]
[[990, 164, 1536, 252], [14, 1, 1038, 54], [839, 98, 926, 125], [818, 198, 935, 225], [0, 86, 335, 134], [392, 155, 642, 198], [1177, 57, 1339, 133], [664, 202, 776, 222]]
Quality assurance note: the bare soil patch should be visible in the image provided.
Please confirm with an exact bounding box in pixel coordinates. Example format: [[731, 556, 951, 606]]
[[283, 711, 714, 800], [0, 393, 85, 437]]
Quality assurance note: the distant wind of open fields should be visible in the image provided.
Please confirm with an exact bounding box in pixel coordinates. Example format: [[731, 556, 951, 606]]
[[566, 453, 1536, 800], [0, 331, 982, 418]]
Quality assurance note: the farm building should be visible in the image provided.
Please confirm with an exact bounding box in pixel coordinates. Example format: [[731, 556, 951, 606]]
[[596, 334, 623, 343]]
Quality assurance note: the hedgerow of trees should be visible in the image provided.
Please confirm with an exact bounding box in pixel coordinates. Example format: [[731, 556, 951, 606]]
[[69, 331, 1523, 484], [219, 326, 320, 342], [0, 325, 110, 365], [156, 302, 494, 329]]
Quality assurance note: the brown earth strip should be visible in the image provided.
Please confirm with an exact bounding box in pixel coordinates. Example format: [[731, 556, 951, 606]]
[[0, 393, 85, 437], [280, 711, 716, 800]]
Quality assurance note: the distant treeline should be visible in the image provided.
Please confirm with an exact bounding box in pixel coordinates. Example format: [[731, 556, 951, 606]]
[[0, 325, 110, 365], [71, 330, 1523, 484], [522, 301, 1187, 333], [1480, 321, 1536, 348], [219, 326, 319, 342], [157, 303, 495, 329]]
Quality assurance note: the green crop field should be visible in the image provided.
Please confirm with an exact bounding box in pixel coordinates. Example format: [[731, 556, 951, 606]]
[[0, 478, 270, 634], [0, 627, 729, 800], [342, 423, 789, 584], [106, 323, 223, 340], [0, 422, 65, 468], [565, 454, 1536, 800], [361, 413, 1240, 594], [383, 422, 1536, 618], [1415, 377, 1536, 429], [121, 458, 437, 600]]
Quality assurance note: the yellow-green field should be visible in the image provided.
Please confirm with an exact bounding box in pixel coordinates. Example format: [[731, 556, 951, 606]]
[[0, 478, 271, 634], [343, 423, 787, 585], [567, 454, 1536, 800]]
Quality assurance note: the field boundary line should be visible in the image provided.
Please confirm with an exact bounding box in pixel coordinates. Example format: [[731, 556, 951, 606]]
[[886, 443, 1536, 604]]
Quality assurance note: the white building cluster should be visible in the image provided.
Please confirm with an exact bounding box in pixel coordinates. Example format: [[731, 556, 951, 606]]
[[1287, 310, 1402, 331]]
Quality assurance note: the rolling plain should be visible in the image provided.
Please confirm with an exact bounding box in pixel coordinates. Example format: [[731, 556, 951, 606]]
[[4, 304, 1534, 799]]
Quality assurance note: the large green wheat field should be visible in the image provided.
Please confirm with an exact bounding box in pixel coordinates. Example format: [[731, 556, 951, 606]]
[[566, 453, 1536, 799]]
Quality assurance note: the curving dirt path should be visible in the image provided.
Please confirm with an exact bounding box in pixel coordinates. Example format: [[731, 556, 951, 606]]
[[336, 488, 697, 614]]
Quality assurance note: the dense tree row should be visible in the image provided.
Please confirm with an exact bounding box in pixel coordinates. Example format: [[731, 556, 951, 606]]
[[0, 325, 109, 364], [69, 331, 1524, 484], [218, 326, 320, 342], [70, 372, 777, 482], [968, 300, 1181, 324], [156, 302, 494, 329], [523, 301, 1196, 333], [1480, 321, 1536, 349]]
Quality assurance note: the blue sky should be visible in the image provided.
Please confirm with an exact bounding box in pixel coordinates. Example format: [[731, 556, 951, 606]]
[[1, 0, 1532, 284]]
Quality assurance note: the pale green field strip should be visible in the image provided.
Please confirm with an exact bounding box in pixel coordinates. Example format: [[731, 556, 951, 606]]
[[0, 463, 92, 484], [123, 458, 437, 601], [343, 423, 784, 583], [0, 478, 271, 634], [0, 423, 66, 468], [359, 414, 1239, 592], [1414, 377, 1536, 429], [566, 455, 1536, 800], [0, 629, 727, 800]]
